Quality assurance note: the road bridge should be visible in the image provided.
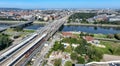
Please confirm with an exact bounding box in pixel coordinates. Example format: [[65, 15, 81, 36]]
[[10, 21, 33, 28], [0, 21, 33, 32]]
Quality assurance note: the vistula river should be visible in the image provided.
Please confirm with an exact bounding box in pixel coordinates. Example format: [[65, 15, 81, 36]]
[[0, 23, 120, 34]]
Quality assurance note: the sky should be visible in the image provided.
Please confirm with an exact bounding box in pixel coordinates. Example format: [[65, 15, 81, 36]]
[[0, 0, 120, 9]]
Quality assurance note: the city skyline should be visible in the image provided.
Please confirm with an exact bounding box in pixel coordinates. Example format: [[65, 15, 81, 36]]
[[0, 0, 120, 9]]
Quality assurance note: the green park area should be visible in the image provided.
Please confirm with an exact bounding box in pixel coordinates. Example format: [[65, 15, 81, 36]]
[[100, 41, 120, 55], [4, 28, 35, 37], [94, 34, 107, 38], [46, 33, 120, 66], [68, 13, 96, 23]]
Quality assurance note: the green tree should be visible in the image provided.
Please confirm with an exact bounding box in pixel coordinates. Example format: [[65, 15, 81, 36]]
[[87, 47, 103, 61], [77, 56, 85, 64], [54, 58, 62, 66], [75, 38, 87, 55], [64, 61, 72, 66], [114, 46, 120, 55], [64, 46, 73, 53], [13, 27, 23, 32], [70, 52, 78, 60], [114, 34, 120, 40], [61, 37, 80, 44], [80, 32, 85, 36], [52, 41, 64, 51], [69, 13, 96, 20], [107, 34, 114, 39], [0, 34, 12, 50], [75, 45, 86, 55]]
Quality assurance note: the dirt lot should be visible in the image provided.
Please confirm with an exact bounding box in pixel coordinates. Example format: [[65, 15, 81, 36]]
[[102, 54, 120, 61]]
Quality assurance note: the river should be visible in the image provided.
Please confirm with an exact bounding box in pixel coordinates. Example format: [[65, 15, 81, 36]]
[[0, 23, 120, 34], [62, 25, 120, 34]]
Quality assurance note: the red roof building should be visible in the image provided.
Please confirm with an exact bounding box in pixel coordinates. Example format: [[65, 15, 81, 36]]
[[62, 32, 77, 38], [62, 32, 72, 36], [84, 36, 94, 41]]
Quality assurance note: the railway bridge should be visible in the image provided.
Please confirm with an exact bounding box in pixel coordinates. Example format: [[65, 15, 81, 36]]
[[0, 16, 68, 66]]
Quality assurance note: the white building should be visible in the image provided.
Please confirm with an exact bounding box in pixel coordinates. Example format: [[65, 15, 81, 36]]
[[109, 17, 120, 22]]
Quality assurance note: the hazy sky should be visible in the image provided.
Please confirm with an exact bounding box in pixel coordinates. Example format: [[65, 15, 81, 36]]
[[0, 0, 120, 9]]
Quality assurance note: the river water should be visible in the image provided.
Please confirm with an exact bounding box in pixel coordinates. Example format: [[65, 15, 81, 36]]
[[0, 24, 11, 29], [62, 25, 120, 34], [0, 24, 120, 34], [24, 24, 44, 30]]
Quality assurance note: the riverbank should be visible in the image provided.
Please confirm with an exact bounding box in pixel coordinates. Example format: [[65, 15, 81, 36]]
[[33, 21, 48, 25], [62, 31, 120, 42], [64, 23, 120, 27], [0, 20, 48, 25], [0, 21, 26, 24]]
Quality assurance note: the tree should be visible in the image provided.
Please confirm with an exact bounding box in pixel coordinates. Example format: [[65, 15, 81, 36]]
[[114, 46, 120, 55], [75, 45, 86, 55], [0, 34, 13, 50], [87, 47, 103, 61], [77, 56, 85, 64], [93, 22, 98, 24], [107, 34, 114, 39], [80, 32, 85, 36], [52, 41, 64, 51], [90, 34, 94, 37], [69, 13, 96, 20], [70, 52, 78, 60], [114, 34, 120, 40], [108, 48, 114, 54], [64, 61, 72, 66], [54, 58, 62, 66], [64, 46, 73, 53], [13, 27, 23, 32], [75, 38, 87, 55], [62, 37, 80, 44]]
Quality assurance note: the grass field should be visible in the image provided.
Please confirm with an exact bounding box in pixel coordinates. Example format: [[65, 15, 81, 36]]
[[4, 28, 35, 37]]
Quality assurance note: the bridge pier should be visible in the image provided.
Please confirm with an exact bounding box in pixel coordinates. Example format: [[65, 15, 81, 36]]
[[58, 24, 64, 31]]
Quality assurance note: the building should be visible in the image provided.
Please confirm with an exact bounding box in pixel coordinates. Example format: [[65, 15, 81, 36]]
[[94, 14, 108, 22], [43, 16, 49, 21], [83, 36, 106, 48], [62, 32, 72, 37], [62, 32, 78, 38], [109, 17, 120, 22], [83, 36, 100, 45], [62, 43, 79, 48], [87, 18, 95, 22], [72, 44, 79, 48]]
